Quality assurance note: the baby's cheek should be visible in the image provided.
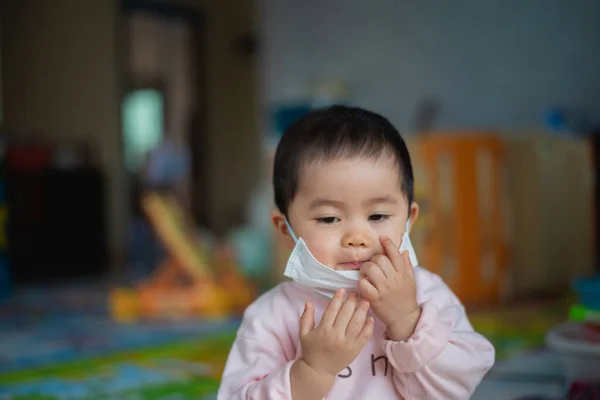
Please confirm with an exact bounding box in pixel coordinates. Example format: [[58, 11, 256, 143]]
[[306, 239, 337, 269], [377, 226, 403, 247]]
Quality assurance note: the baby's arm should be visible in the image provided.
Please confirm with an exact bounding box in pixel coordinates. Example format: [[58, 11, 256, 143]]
[[217, 285, 301, 399], [217, 333, 295, 399], [218, 333, 331, 399], [383, 270, 495, 399]]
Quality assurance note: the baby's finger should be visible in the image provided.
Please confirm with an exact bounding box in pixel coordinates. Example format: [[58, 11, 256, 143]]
[[333, 292, 358, 330], [320, 288, 345, 327], [380, 236, 403, 271], [358, 278, 379, 301], [355, 316, 375, 346], [345, 299, 369, 339], [299, 302, 315, 336], [361, 262, 386, 288], [370, 254, 395, 278], [401, 250, 415, 278]]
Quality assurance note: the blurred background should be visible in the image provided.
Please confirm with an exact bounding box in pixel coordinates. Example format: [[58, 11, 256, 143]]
[[1, 0, 600, 399]]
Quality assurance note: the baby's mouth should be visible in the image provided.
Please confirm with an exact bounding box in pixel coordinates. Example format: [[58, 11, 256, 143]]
[[339, 261, 365, 270]]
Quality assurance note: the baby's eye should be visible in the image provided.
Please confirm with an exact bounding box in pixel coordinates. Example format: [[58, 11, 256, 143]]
[[316, 216, 340, 224], [369, 214, 390, 222]]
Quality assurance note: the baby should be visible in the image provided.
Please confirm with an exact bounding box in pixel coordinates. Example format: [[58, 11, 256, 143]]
[[218, 106, 495, 399]]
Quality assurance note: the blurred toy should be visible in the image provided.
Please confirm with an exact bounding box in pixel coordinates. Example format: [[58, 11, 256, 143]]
[[565, 382, 600, 400], [570, 305, 600, 325], [573, 275, 600, 310], [109, 192, 255, 322], [546, 322, 600, 385], [569, 275, 600, 338]]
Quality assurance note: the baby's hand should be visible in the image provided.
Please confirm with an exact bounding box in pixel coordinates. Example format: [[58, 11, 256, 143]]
[[358, 236, 421, 342], [299, 289, 373, 378]]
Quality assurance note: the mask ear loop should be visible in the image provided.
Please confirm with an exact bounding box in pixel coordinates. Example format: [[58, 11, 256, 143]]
[[284, 218, 299, 243]]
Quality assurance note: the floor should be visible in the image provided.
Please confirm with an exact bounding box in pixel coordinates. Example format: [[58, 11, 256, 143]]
[[0, 281, 239, 399], [0, 282, 571, 400], [473, 351, 565, 399]]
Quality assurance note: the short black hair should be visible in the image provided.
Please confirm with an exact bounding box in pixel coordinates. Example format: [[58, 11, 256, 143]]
[[273, 105, 414, 216]]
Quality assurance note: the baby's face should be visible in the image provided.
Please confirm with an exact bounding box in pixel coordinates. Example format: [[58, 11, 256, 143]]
[[286, 156, 411, 271]]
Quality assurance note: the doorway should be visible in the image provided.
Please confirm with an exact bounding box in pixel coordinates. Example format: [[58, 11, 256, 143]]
[[120, 1, 206, 276]]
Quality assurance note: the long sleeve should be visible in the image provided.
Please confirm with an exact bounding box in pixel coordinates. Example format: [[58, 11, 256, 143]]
[[383, 270, 495, 400], [218, 334, 295, 399], [217, 283, 303, 400]]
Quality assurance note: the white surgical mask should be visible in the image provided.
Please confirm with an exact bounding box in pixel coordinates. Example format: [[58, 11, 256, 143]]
[[283, 220, 419, 298]]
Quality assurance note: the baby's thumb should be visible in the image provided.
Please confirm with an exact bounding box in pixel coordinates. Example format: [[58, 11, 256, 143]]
[[299, 301, 315, 336]]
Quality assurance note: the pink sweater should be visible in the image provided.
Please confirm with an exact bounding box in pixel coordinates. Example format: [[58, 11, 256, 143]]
[[218, 267, 495, 399]]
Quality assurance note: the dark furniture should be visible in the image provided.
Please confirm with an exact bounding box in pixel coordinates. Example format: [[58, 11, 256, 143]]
[[8, 167, 108, 284]]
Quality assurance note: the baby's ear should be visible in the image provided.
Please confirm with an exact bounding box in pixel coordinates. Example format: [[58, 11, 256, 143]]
[[271, 209, 288, 235], [408, 202, 420, 232], [271, 209, 295, 248]]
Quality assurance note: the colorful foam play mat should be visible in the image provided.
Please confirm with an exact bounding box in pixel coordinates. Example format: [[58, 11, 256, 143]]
[[0, 282, 239, 399]]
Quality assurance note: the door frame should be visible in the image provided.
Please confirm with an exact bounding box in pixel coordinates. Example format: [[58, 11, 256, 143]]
[[118, 0, 208, 229]]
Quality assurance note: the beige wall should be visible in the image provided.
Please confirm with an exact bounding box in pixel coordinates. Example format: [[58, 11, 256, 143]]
[[2, 0, 259, 261], [191, 0, 260, 232]]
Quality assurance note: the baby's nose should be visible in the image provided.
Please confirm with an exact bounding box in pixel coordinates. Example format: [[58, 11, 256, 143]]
[[343, 232, 371, 248]]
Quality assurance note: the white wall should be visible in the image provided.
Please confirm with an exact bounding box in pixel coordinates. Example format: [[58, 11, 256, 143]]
[[258, 0, 600, 132]]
